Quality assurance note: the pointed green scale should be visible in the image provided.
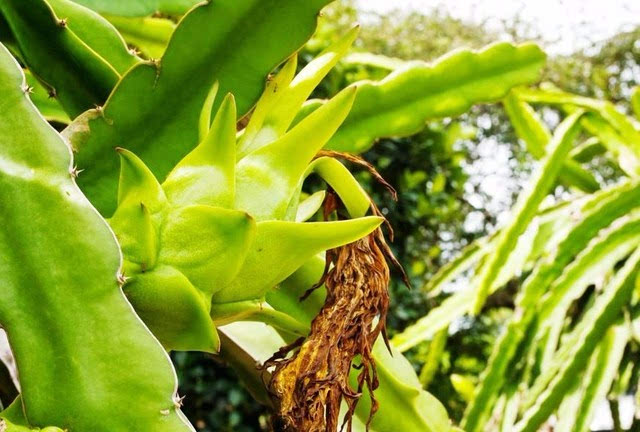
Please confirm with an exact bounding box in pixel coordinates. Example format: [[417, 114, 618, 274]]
[[235, 86, 357, 221], [159, 205, 256, 299], [125, 265, 220, 353], [239, 26, 360, 157], [632, 86, 640, 121], [109, 201, 158, 275], [212, 216, 383, 303], [164, 93, 237, 208], [238, 56, 298, 157], [198, 81, 219, 142], [116, 147, 167, 212], [304, 156, 371, 218], [295, 190, 326, 222], [284, 156, 372, 221]]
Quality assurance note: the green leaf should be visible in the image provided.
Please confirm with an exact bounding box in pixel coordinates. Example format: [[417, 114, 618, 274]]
[[1, 400, 64, 431], [569, 137, 605, 163], [47, 0, 138, 73], [237, 57, 297, 158], [71, 0, 202, 17], [418, 327, 448, 388], [537, 215, 640, 326], [462, 179, 640, 432], [295, 190, 326, 222], [472, 111, 583, 314], [0, 0, 138, 117], [302, 156, 371, 219], [326, 42, 546, 153], [451, 374, 476, 403], [105, 14, 175, 59], [554, 373, 583, 432], [108, 200, 158, 274], [571, 323, 629, 432], [392, 289, 472, 352], [210, 300, 309, 337], [580, 113, 640, 176], [0, 42, 192, 431], [503, 92, 599, 192], [514, 248, 640, 432], [116, 147, 167, 211], [517, 86, 640, 176], [399, 181, 640, 360], [69, 0, 331, 215], [499, 386, 521, 432], [125, 265, 220, 353]]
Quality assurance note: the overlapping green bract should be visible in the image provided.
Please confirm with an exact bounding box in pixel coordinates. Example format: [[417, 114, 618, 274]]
[[0, 42, 192, 432]]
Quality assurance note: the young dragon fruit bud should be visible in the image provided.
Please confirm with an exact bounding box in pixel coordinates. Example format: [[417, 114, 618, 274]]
[[108, 28, 382, 353]]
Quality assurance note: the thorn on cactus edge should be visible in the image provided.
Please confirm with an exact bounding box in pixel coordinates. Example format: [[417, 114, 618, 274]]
[[57, 18, 68, 28], [21, 84, 33, 94], [173, 394, 185, 408], [70, 166, 84, 178], [48, 88, 58, 99], [117, 272, 130, 286]]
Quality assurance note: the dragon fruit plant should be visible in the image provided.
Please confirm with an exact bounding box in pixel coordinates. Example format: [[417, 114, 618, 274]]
[[0, 0, 547, 430]]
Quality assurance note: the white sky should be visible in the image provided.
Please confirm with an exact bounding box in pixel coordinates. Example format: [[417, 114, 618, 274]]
[[355, 0, 640, 54]]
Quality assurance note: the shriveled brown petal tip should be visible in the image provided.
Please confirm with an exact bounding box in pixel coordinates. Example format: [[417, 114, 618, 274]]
[[264, 154, 407, 432], [265, 225, 393, 432]]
